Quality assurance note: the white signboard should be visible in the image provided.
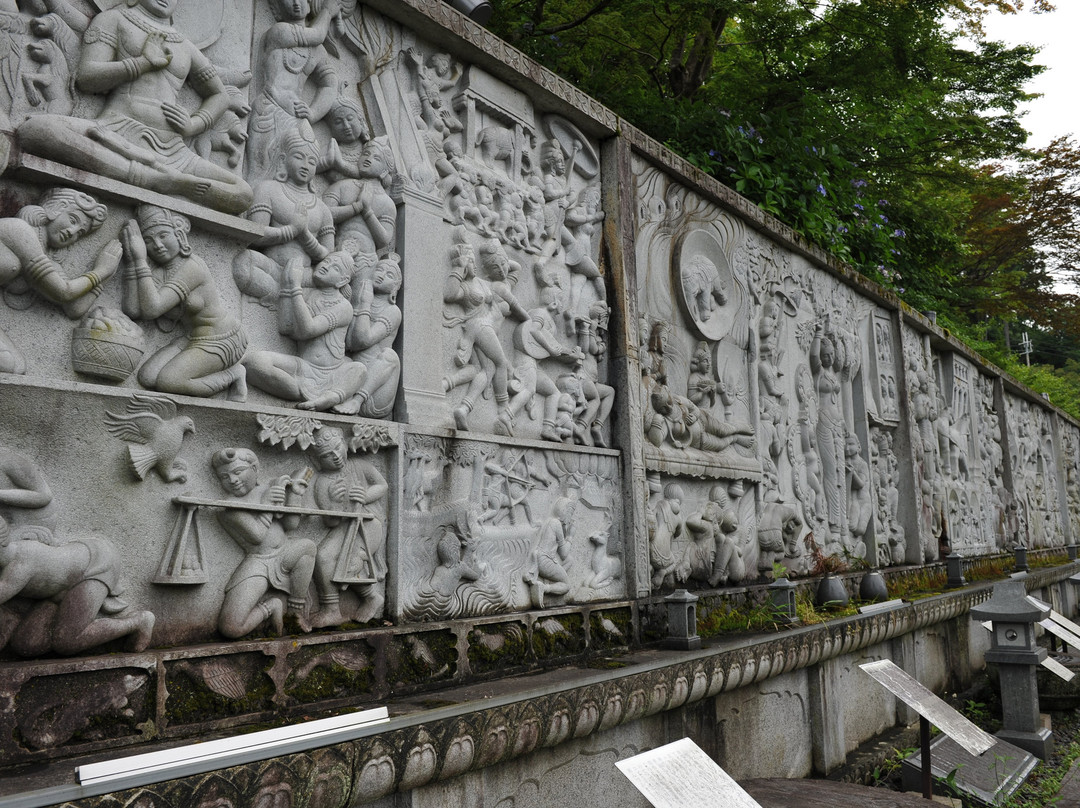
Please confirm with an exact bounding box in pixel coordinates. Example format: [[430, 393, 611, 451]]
[[859, 660, 996, 755], [615, 737, 763, 808]]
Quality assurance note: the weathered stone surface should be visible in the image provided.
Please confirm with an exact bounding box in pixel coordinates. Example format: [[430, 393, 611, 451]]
[[0, 0, 1079, 804]]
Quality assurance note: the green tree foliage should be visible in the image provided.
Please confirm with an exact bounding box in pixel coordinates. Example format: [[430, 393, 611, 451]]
[[493, 0, 1080, 409]]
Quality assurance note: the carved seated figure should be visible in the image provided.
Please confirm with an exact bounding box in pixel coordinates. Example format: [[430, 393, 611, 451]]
[[233, 124, 334, 305], [243, 253, 366, 412], [16, 0, 253, 214], [120, 205, 248, 399], [211, 448, 317, 638], [0, 188, 117, 374]]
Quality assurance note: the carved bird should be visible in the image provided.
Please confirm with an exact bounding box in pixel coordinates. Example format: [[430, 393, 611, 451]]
[[596, 617, 625, 642], [105, 393, 195, 483], [537, 618, 570, 639], [173, 658, 247, 700]]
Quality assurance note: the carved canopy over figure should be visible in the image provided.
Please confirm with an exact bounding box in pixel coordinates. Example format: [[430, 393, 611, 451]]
[[17, 0, 253, 214], [120, 205, 248, 399], [0, 188, 117, 374]]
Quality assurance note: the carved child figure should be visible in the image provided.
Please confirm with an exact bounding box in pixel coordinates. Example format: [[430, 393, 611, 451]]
[[305, 427, 388, 628], [212, 448, 316, 638]]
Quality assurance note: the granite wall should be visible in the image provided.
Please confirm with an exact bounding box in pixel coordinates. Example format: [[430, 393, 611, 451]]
[[0, 0, 1077, 802]]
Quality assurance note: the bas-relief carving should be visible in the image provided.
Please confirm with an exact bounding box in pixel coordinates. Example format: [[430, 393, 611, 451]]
[[1004, 395, 1064, 548], [646, 471, 755, 588], [0, 445, 156, 657], [400, 438, 621, 619], [120, 205, 248, 399], [869, 426, 905, 566], [0, 187, 116, 375], [185, 420, 391, 638], [105, 392, 195, 483], [16, 0, 254, 214]]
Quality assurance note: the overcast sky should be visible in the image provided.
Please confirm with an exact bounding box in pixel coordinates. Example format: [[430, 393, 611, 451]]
[[980, 4, 1080, 148]]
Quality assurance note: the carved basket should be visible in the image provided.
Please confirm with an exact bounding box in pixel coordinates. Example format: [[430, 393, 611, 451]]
[[71, 327, 146, 382]]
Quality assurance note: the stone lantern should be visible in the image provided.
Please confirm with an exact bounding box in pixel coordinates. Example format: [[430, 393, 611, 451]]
[[664, 589, 701, 650], [769, 577, 799, 625], [970, 580, 1052, 759]]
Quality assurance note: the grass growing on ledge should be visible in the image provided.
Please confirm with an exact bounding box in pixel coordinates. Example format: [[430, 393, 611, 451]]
[[696, 591, 861, 637], [886, 567, 949, 601]]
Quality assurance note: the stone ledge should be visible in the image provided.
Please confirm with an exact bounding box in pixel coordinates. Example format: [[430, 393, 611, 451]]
[[7, 567, 1075, 807]]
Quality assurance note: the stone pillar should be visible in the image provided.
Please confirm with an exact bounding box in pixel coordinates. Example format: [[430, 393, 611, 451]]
[[397, 187, 454, 428], [970, 579, 1053, 759], [807, 658, 846, 774]]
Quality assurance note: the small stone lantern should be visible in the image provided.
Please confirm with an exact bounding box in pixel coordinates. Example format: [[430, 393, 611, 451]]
[[970, 580, 1052, 759], [769, 577, 799, 625], [946, 553, 966, 588], [664, 589, 701, 650], [1014, 544, 1029, 573]]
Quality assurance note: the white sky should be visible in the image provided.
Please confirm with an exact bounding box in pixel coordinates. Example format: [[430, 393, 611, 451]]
[[980, 4, 1080, 148]]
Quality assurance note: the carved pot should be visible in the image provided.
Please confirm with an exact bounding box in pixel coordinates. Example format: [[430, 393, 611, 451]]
[[71, 327, 145, 381], [859, 571, 889, 603], [815, 573, 850, 609]]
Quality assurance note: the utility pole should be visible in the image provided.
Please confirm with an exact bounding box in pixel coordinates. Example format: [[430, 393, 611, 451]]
[[1018, 332, 1033, 366]]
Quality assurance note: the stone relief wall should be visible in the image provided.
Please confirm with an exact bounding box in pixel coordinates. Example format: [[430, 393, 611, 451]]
[[0, 0, 1077, 775], [0, 0, 623, 705], [634, 158, 1079, 593]]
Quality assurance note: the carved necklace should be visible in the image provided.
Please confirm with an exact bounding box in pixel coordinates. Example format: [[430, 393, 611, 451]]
[[279, 182, 318, 215], [122, 8, 185, 43]]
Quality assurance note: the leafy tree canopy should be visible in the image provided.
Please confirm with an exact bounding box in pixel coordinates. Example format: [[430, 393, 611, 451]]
[[492, 0, 1080, 415]]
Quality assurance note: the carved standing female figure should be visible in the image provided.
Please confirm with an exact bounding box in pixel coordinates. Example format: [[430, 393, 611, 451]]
[[809, 321, 845, 531], [442, 237, 527, 434], [121, 205, 247, 399]]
